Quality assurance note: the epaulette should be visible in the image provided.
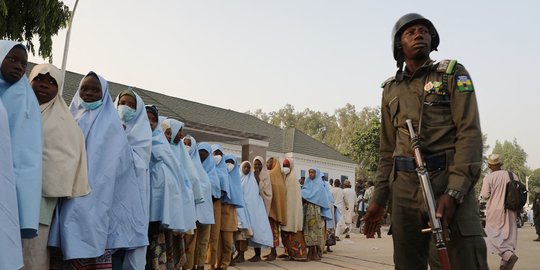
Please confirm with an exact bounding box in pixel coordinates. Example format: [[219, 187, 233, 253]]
[[380, 76, 395, 88], [436, 59, 457, 74]]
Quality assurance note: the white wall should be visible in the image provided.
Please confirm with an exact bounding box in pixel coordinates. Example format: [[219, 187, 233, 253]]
[[210, 142, 357, 186]]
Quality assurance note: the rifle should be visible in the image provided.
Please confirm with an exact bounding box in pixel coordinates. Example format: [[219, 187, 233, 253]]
[[405, 119, 451, 270]]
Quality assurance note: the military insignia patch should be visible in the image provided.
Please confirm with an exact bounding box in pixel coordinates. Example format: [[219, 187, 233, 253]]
[[456, 75, 474, 92]]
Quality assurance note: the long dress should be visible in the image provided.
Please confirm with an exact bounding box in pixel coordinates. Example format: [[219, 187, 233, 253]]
[[480, 170, 518, 260], [280, 159, 307, 259], [301, 168, 330, 248]]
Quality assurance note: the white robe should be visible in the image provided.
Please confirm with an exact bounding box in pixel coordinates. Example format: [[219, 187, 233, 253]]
[[343, 188, 357, 224]]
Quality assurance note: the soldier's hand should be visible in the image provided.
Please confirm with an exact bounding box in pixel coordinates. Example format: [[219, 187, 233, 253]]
[[361, 202, 385, 238], [436, 194, 456, 241]]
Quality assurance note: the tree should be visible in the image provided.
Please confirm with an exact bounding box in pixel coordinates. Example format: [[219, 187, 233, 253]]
[[349, 110, 381, 181], [246, 108, 270, 122], [0, 0, 70, 60], [268, 104, 297, 128]]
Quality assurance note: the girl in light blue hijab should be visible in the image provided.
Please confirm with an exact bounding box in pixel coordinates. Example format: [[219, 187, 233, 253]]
[[0, 40, 42, 239], [148, 112, 195, 230], [112, 89, 153, 269], [0, 99, 23, 270], [301, 168, 331, 261], [211, 144, 231, 201], [48, 72, 132, 265], [163, 118, 204, 205], [182, 135, 215, 270]]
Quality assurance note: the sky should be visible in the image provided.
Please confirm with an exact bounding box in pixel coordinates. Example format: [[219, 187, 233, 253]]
[[29, 0, 540, 169]]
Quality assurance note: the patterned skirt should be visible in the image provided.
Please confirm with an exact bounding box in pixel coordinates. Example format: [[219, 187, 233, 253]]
[[147, 222, 185, 270], [303, 202, 323, 247], [281, 230, 307, 260]]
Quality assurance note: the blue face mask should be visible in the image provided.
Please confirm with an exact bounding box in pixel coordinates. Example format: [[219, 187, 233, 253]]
[[80, 99, 103, 110], [117, 105, 137, 122]]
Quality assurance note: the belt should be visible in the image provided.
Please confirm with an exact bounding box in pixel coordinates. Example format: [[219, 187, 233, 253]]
[[394, 152, 446, 172]]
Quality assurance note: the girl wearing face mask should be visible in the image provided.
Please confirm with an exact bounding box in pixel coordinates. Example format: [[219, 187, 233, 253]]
[[207, 144, 231, 269], [112, 89, 153, 269], [220, 155, 245, 269], [182, 136, 215, 270], [280, 159, 307, 261], [48, 72, 133, 268]]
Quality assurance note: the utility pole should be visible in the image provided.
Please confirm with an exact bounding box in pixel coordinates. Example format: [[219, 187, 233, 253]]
[[60, 0, 80, 95]]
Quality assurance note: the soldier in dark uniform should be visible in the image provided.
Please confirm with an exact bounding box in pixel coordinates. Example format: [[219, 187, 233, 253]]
[[362, 13, 488, 270]]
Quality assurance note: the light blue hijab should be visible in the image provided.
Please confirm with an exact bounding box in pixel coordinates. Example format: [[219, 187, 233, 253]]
[[48, 72, 132, 259], [165, 118, 204, 204], [239, 161, 273, 248], [223, 154, 245, 208], [106, 90, 152, 250], [148, 115, 196, 230], [0, 99, 23, 269], [0, 40, 42, 238], [322, 180, 336, 227], [183, 135, 214, 225], [301, 168, 331, 221], [211, 144, 231, 201], [198, 142, 221, 199]]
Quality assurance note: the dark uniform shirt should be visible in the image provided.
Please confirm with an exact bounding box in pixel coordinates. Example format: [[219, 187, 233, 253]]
[[373, 59, 483, 207]]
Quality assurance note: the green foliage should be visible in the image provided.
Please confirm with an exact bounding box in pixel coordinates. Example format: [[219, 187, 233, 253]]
[[491, 138, 529, 180], [0, 0, 70, 60], [349, 111, 381, 180]]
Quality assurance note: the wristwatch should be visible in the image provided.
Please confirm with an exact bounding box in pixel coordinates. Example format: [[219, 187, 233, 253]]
[[445, 189, 464, 204]]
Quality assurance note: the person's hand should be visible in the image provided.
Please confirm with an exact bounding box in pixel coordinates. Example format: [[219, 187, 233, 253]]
[[435, 193, 457, 241], [361, 202, 385, 238]]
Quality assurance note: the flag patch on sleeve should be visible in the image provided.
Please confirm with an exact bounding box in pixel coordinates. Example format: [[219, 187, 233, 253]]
[[456, 75, 474, 92]]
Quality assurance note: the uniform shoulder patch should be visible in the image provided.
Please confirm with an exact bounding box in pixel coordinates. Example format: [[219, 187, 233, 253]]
[[456, 75, 474, 92], [381, 76, 395, 88], [436, 59, 457, 74]]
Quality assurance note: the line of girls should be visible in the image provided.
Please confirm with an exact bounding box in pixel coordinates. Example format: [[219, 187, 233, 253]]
[[0, 40, 337, 270]]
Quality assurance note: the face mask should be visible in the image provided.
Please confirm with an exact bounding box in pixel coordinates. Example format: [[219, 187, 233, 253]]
[[283, 167, 291, 175], [226, 163, 235, 172], [117, 105, 137, 122], [185, 145, 191, 153], [80, 99, 103, 110], [214, 155, 222, 165]]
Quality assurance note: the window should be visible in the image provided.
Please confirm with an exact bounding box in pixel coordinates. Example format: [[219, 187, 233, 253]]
[[341, 175, 347, 181], [323, 172, 329, 181], [300, 170, 306, 178]]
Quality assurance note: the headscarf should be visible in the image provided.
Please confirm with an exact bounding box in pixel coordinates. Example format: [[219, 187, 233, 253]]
[[267, 157, 287, 225], [253, 156, 273, 215], [211, 144, 233, 202], [148, 114, 196, 231], [163, 118, 204, 204], [105, 90, 153, 249], [0, 40, 42, 238], [239, 161, 273, 248], [48, 72, 133, 259], [0, 99, 23, 269], [222, 154, 245, 208], [28, 64, 90, 198], [183, 135, 214, 225], [281, 158, 303, 233], [301, 168, 331, 220], [198, 142, 221, 199]]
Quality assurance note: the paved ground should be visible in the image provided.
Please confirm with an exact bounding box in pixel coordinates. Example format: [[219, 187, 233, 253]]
[[219, 224, 539, 270]]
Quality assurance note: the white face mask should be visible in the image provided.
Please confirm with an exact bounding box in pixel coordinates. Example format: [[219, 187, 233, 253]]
[[283, 167, 291, 175], [226, 163, 235, 172], [185, 145, 191, 152], [214, 155, 222, 165]]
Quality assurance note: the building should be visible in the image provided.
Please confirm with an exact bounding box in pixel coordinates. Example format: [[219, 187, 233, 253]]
[[34, 65, 358, 184]]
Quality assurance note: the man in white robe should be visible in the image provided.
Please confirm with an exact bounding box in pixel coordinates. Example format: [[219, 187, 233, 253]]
[[480, 154, 519, 270], [342, 180, 357, 239], [330, 179, 346, 237]]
